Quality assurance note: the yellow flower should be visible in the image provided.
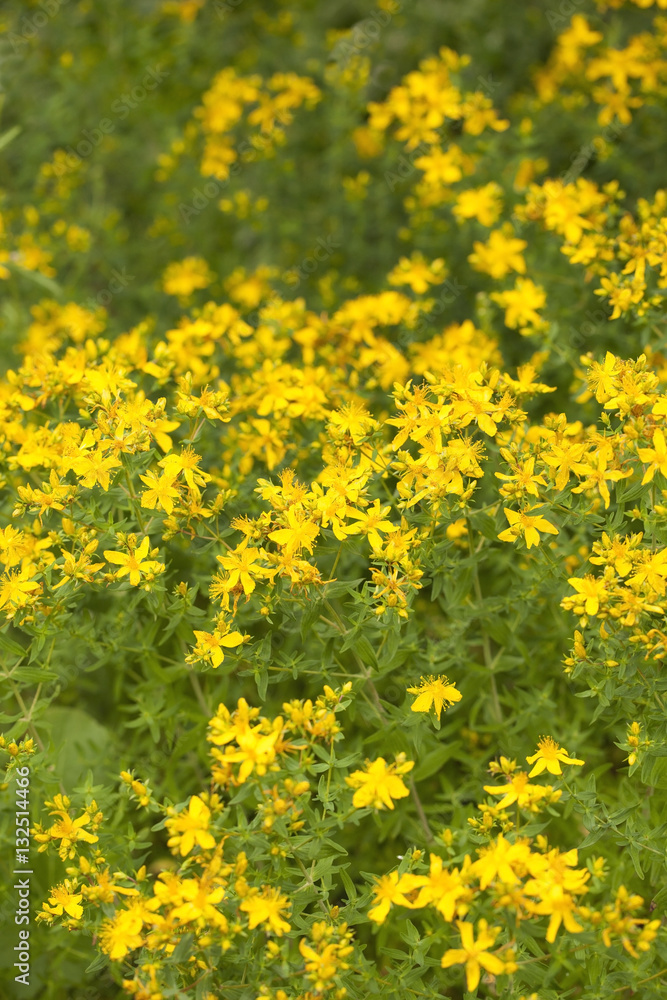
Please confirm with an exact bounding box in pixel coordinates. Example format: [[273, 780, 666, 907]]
[[171, 877, 227, 925], [344, 500, 398, 552], [139, 470, 181, 514], [216, 538, 265, 595], [69, 448, 122, 490], [453, 182, 504, 227], [0, 570, 41, 614], [498, 506, 558, 548], [387, 252, 447, 294], [98, 902, 146, 960], [162, 256, 214, 299], [566, 574, 607, 615], [472, 834, 531, 890], [269, 508, 319, 554], [33, 794, 99, 859], [218, 723, 282, 783], [526, 736, 584, 777], [468, 227, 527, 279], [484, 771, 554, 811], [103, 536, 163, 587], [368, 871, 427, 924], [637, 428, 667, 484], [413, 854, 467, 921], [407, 675, 462, 721], [528, 884, 584, 943], [441, 919, 506, 992], [240, 886, 291, 936], [345, 755, 413, 810], [165, 795, 217, 856], [571, 451, 631, 509], [158, 445, 211, 489], [491, 278, 546, 331], [495, 457, 547, 499], [41, 880, 83, 920], [190, 625, 246, 668]]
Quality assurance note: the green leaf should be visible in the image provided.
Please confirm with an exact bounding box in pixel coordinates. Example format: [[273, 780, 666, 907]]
[[84, 951, 109, 975], [172, 934, 195, 962], [6, 261, 63, 297], [413, 742, 459, 781], [0, 125, 21, 151], [339, 865, 358, 902], [0, 631, 27, 658], [14, 665, 58, 684], [40, 706, 112, 787]]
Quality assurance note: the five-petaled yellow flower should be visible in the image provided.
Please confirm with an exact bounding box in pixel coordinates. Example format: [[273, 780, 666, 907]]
[[103, 536, 162, 586], [441, 919, 506, 992], [407, 675, 462, 721], [240, 886, 291, 936], [368, 871, 427, 924], [345, 755, 414, 810], [41, 880, 83, 920], [165, 795, 217, 856], [498, 506, 558, 548], [526, 736, 584, 777]]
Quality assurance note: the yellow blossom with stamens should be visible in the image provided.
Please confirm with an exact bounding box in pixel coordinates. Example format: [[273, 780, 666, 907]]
[[165, 795, 217, 856], [240, 886, 291, 936], [440, 919, 506, 993], [407, 675, 462, 721], [345, 755, 413, 810], [526, 736, 584, 777], [498, 506, 558, 548], [103, 536, 164, 587]]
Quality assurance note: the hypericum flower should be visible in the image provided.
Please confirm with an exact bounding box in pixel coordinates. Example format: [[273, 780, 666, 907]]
[[268, 508, 320, 554], [41, 880, 83, 920], [526, 736, 584, 777], [566, 574, 608, 615], [218, 722, 283, 783], [472, 834, 531, 890], [298, 923, 354, 985], [165, 795, 216, 856], [0, 570, 41, 615], [440, 919, 506, 992], [498, 506, 558, 548], [387, 252, 447, 294], [345, 754, 414, 811], [170, 877, 227, 925], [368, 871, 428, 924], [216, 537, 265, 595], [637, 428, 667, 484], [528, 884, 584, 943], [345, 500, 398, 552], [162, 256, 214, 299], [69, 448, 122, 491], [413, 854, 467, 920], [158, 445, 211, 489], [571, 451, 631, 509], [33, 794, 99, 859], [483, 771, 554, 811], [98, 902, 146, 960], [189, 625, 246, 668], [240, 886, 291, 936], [453, 181, 504, 227], [490, 278, 546, 331], [407, 675, 462, 721], [139, 469, 181, 514], [468, 227, 527, 279], [103, 536, 163, 587]]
